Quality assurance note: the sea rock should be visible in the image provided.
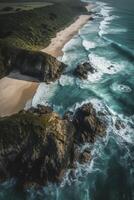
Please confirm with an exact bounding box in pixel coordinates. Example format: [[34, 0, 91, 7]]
[[1, 46, 67, 83], [74, 62, 97, 79], [79, 148, 91, 164], [108, 65, 114, 70], [73, 103, 106, 143], [115, 119, 125, 130], [28, 105, 53, 115], [63, 111, 74, 121], [73, 146, 91, 165], [0, 106, 74, 185]]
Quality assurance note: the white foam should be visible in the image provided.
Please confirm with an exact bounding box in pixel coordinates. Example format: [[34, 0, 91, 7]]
[[62, 37, 80, 52], [111, 83, 132, 93], [25, 99, 32, 110], [99, 15, 118, 37], [72, 98, 108, 115], [88, 53, 122, 74], [97, 3, 120, 37], [59, 75, 75, 86], [32, 82, 58, 107], [82, 40, 97, 50], [60, 98, 134, 188], [100, 6, 113, 17]]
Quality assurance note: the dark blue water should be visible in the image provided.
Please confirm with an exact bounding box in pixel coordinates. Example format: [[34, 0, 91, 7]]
[[0, 0, 134, 199]]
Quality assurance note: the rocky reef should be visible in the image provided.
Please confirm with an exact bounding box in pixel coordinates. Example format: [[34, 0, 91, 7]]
[[0, 103, 106, 187], [1, 46, 67, 82], [74, 62, 97, 79]]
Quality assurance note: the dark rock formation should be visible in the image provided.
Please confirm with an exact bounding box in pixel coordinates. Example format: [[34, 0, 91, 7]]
[[0, 106, 74, 186], [0, 103, 106, 187], [79, 148, 91, 164], [90, 16, 94, 21], [74, 62, 97, 79], [73, 103, 106, 143], [73, 146, 91, 165], [115, 119, 125, 130], [108, 65, 114, 70], [1, 46, 67, 82]]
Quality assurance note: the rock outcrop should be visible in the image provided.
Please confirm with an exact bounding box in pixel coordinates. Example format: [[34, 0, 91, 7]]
[[0, 105, 74, 186], [73, 103, 106, 143], [0, 103, 106, 187], [74, 62, 97, 79], [1, 46, 67, 82]]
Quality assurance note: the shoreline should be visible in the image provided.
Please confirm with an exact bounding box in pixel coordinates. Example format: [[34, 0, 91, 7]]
[[0, 77, 39, 117], [41, 15, 90, 57], [0, 14, 91, 117]]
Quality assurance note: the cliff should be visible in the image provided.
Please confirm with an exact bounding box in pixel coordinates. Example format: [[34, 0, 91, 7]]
[[1, 46, 66, 82], [0, 103, 106, 187], [0, 105, 75, 186]]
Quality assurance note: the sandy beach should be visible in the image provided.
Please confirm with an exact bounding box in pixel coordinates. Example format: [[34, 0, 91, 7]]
[[0, 77, 38, 117], [0, 14, 90, 117], [41, 15, 90, 57]]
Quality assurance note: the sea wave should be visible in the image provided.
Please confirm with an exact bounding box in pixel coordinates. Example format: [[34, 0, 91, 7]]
[[82, 40, 97, 50], [111, 83, 132, 93], [59, 98, 134, 189], [88, 53, 122, 74], [58, 75, 75, 86], [32, 82, 58, 107]]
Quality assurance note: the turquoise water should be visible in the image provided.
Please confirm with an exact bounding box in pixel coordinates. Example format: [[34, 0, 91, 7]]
[[1, 0, 134, 199]]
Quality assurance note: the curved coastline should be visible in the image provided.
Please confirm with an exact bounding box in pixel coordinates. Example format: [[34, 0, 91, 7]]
[[0, 13, 91, 117]]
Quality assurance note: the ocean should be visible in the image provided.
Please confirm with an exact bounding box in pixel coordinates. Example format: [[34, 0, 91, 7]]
[[1, 0, 134, 199]]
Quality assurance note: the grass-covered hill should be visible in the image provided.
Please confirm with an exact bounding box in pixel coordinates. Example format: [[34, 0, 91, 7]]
[[0, 0, 87, 78], [0, 0, 86, 50]]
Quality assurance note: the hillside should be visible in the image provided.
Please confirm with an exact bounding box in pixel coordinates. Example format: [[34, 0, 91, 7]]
[[0, 0, 87, 78]]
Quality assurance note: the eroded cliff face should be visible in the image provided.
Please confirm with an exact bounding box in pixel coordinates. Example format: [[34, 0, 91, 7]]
[[0, 103, 106, 187], [1, 46, 67, 82]]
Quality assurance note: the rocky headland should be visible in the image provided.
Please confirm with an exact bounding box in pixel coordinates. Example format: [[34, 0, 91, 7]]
[[1, 46, 67, 82], [0, 103, 106, 187]]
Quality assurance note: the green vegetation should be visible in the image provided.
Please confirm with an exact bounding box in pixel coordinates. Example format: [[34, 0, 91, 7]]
[[0, 2, 87, 50], [0, 2, 53, 15], [0, 0, 87, 78], [0, 106, 74, 185]]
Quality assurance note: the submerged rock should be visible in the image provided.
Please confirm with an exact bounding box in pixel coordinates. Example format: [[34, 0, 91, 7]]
[[1, 46, 66, 82], [73, 103, 106, 143], [74, 62, 97, 79]]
